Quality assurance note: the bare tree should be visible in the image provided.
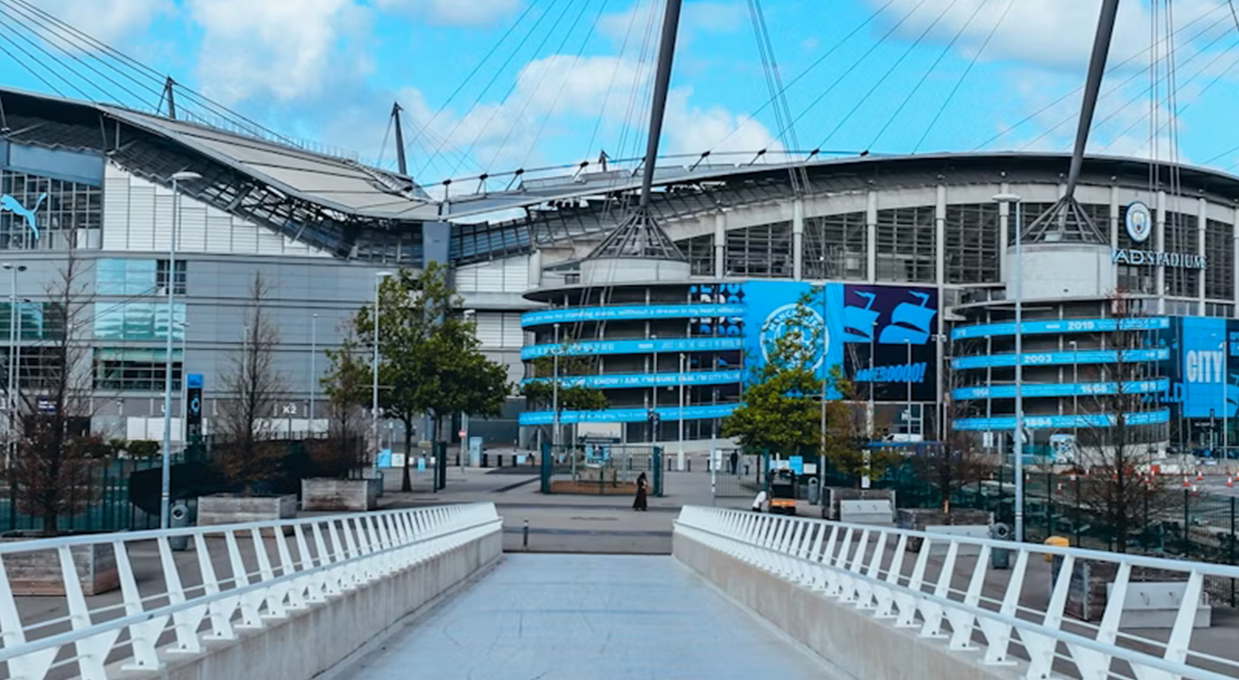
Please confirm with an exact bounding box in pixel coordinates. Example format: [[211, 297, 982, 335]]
[[11, 247, 108, 535], [1073, 293, 1167, 552], [215, 273, 287, 492], [911, 364, 996, 513], [315, 322, 368, 478]]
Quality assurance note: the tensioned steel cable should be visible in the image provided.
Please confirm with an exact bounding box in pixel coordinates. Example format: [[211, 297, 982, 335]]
[[814, 0, 963, 150], [582, 0, 644, 162], [968, 3, 1226, 151], [400, 1, 541, 161], [704, 0, 899, 157], [419, 0, 567, 178], [914, 0, 1013, 152], [0, 14, 91, 99], [1024, 15, 1234, 153], [1201, 0, 1239, 166], [869, 0, 988, 152]]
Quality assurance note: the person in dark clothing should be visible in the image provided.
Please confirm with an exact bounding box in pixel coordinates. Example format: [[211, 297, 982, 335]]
[[729, 451, 739, 475], [633, 472, 649, 511]]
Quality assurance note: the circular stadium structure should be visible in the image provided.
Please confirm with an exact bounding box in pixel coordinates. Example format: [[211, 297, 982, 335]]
[[1, 86, 1235, 458]]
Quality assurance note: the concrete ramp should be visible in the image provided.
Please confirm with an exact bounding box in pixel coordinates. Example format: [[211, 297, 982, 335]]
[[336, 554, 835, 680]]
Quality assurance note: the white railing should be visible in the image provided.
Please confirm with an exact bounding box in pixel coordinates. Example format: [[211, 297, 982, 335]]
[[0, 503, 501, 680], [675, 506, 1239, 680]]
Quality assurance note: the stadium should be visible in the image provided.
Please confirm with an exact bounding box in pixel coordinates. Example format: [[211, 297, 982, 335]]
[[0, 84, 1235, 456]]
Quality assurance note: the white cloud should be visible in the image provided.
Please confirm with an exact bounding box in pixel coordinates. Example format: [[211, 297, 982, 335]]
[[870, 0, 1226, 71], [599, 0, 744, 45], [26, 0, 167, 45], [663, 88, 782, 158], [375, 0, 522, 26], [187, 0, 369, 104]]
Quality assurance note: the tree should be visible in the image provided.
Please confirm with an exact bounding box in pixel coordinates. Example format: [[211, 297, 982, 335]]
[[722, 294, 823, 456], [215, 273, 287, 492], [11, 247, 108, 535], [1073, 293, 1167, 552], [349, 262, 511, 492], [520, 336, 608, 445], [908, 363, 996, 512], [315, 324, 369, 478], [820, 365, 902, 486]]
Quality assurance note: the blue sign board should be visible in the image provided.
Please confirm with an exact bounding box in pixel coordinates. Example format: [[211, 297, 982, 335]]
[[788, 455, 804, 475], [954, 409, 1170, 431], [521, 337, 743, 360], [1174, 316, 1234, 418], [953, 379, 1167, 400], [376, 448, 392, 468], [952, 348, 1168, 370], [742, 281, 844, 394], [952, 317, 1169, 340], [519, 403, 738, 426], [521, 304, 744, 327], [187, 373, 204, 389], [522, 370, 742, 390]]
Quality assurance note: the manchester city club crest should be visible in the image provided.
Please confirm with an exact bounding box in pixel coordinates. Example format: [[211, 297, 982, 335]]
[[760, 303, 828, 370], [1125, 200, 1152, 243]]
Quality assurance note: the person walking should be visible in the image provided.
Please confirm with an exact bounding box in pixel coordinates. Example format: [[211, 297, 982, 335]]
[[633, 472, 649, 511]]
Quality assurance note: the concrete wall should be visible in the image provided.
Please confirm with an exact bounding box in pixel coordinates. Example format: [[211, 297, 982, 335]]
[[136, 527, 502, 680], [673, 532, 1023, 680]]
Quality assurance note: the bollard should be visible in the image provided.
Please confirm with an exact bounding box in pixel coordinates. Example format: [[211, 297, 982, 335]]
[[523, 519, 529, 550], [169, 502, 191, 551], [482, 453, 489, 468], [687, 458, 692, 472]]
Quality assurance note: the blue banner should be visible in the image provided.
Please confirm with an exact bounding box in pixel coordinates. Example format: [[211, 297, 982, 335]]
[[521, 337, 743, 360], [954, 410, 1170, 431], [742, 281, 844, 392], [952, 348, 1169, 370], [1174, 316, 1233, 418], [952, 317, 1169, 340], [521, 370, 743, 389], [953, 379, 1168, 400], [519, 403, 738, 425], [521, 304, 744, 327]]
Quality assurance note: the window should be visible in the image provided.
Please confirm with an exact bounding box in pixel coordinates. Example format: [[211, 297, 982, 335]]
[[680, 234, 714, 276], [156, 260, 188, 295], [1206, 219, 1233, 300], [0, 302, 62, 340], [97, 259, 158, 295], [94, 348, 183, 391], [875, 207, 935, 283], [94, 302, 186, 341], [1206, 302, 1234, 318], [0, 170, 102, 251], [1163, 212, 1198, 298], [804, 212, 867, 281], [724, 222, 793, 278], [945, 204, 1000, 284]]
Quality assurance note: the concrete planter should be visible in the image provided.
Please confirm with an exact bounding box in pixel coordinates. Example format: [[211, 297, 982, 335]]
[[0, 539, 118, 595], [821, 487, 897, 520], [896, 508, 993, 552], [197, 494, 297, 526], [301, 478, 380, 512]]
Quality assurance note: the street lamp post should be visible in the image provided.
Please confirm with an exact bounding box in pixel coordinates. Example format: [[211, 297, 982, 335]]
[[994, 192, 1025, 542], [678, 352, 686, 471], [905, 339, 913, 440], [1070, 339, 1079, 456], [552, 322, 561, 448], [3, 264, 25, 469], [180, 321, 189, 444], [309, 312, 318, 434], [372, 271, 394, 469], [462, 309, 476, 469], [161, 170, 200, 530]]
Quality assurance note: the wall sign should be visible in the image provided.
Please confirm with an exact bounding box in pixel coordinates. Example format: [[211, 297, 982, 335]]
[[1112, 248, 1206, 269]]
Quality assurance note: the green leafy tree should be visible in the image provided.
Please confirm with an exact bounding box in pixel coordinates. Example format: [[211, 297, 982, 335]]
[[345, 262, 511, 492], [520, 338, 609, 442], [819, 365, 901, 486], [722, 295, 823, 456]]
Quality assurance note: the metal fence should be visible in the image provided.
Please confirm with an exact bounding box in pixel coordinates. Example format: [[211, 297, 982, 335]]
[[539, 443, 663, 496], [0, 503, 501, 680], [676, 505, 1239, 680]]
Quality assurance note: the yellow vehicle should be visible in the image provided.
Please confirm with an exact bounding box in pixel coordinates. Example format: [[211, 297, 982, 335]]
[[769, 470, 797, 515]]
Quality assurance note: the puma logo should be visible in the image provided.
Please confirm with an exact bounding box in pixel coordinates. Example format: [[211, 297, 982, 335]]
[[0, 193, 48, 240]]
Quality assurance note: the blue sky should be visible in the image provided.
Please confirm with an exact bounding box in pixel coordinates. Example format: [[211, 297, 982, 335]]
[[4, 0, 1239, 186]]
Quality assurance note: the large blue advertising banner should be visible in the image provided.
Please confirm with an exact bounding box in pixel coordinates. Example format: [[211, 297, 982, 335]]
[[841, 284, 939, 401], [741, 281, 845, 394], [1162, 316, 1239, 419]]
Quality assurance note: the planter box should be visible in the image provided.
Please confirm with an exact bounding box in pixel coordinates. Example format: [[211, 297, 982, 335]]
[[896, 508, 993, 552], [197, 494, 297, 527], [0, 539, 118, 596], [821, 487, 896, 520], [301, 478, 380, 512]]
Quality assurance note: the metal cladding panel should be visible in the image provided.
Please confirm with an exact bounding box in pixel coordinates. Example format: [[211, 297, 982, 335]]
[[424, 221, 449, 265], [6, 142, 104, 186], [128, 184, 157, 251]]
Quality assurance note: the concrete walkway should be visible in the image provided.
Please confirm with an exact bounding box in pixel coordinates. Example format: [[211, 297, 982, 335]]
[[336, 554, 836, 680]]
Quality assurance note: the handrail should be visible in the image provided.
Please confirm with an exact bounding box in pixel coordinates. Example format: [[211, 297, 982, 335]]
[[0, 503, 502, 680], [674, 506, 1239, 680]]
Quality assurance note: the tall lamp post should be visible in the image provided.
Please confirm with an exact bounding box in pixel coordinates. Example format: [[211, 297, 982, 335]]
[[372, 271, 393, 468], [309, 312, 318, 434], [3, 264, 25, 469], [180, 321, 189, 444], [161, 170, 200, 530], [461, 309, 476, 468], [552, 322, 561, 448], [994, 192, 1024, 542], [1070, 339, 1079, 457]]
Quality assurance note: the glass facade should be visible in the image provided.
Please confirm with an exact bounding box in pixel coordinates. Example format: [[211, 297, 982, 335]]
[[94, 348, 183, 391], [94, 302, 186, 342], [1163, 212, 1199, 298], [724, 222, 793, 278], [804, 212, 867, 281], [1205, 219, 1233, 300], [0, 302, 62, 340], [97, 258, 187, 295], [945, 204, 1000, 284], [681, 234, 714, 276], [0, 169, 102, 251], [875, 206, 936, 283]]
